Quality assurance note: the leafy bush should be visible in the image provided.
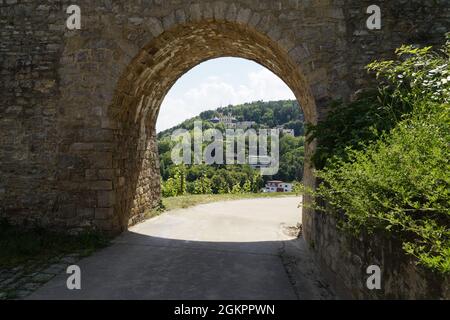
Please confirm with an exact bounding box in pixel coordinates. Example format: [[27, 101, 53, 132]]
[[306, 90, 407, 169], [314, 106, 449, 272], [367, 40, 450, 106], [307, 34, 450, 170], [161, 165, 187, 197], [193, 174, 213, 194], [305, 35, 450, 273]]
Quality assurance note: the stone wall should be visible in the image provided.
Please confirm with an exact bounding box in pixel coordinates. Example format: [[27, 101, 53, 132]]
[[2, 0, 342, 232], [308, 213, 450, 299], [1, 0, 449, 298], [0, 1, 65, 227]]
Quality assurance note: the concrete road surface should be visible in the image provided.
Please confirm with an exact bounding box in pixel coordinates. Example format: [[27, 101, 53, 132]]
[[29, 196, 334, 300]]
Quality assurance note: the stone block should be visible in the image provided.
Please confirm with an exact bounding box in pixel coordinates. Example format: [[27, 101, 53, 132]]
[[162, 12, 176, 30], [70, 143, 94, 152], [225, 3, 238, 22], [213, 1, 227, 21], [236, 8, 252, 24], [188, 3, 202, 22], [89, 180, 113, 191], [98, 169, 114, 180], [97, 190, 115, 207], [89, 152, 113, 169], [146, 17, 164, 37], [77, 207, 94, 218], [174, 9, 186, 24], [95, 208, 114, 220]]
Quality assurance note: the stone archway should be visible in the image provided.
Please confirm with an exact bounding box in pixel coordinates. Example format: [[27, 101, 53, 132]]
[[109, 20, 319, 231], [45, 0, 348, 236], [1, 0, 444, 233], [4, 1, 351, 235], [2, 0, 444, 233]]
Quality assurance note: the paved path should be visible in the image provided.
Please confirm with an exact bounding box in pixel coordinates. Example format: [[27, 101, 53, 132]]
[[29, 197, 334, 300]]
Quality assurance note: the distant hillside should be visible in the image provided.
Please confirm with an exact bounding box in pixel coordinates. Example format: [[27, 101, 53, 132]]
[[157, 100, 305, 190], [157, 100, 304, 139]]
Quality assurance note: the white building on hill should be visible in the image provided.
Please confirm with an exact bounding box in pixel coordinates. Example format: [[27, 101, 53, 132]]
[[264, 180, 292, 193]]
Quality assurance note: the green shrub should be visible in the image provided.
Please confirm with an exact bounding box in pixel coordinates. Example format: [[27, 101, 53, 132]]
[[313, 105, 449, 273], [307, 34, 450, 170], [305, 35, 450, 273], [306, 89, 407, 169]]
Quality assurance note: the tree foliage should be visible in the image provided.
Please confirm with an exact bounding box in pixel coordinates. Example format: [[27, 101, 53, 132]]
[[305, 34, 450, 273], [158, 100, 306, 193]]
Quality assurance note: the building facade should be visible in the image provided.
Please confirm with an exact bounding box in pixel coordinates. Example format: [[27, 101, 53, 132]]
[[265, 180, 292, 193]]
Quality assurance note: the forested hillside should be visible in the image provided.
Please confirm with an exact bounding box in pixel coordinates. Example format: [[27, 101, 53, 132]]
[[157, 100, 305, 197], [158, 100, 304, 139]]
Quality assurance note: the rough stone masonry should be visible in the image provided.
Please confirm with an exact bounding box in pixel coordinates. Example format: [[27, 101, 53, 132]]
[[0, 0, 449, 298]]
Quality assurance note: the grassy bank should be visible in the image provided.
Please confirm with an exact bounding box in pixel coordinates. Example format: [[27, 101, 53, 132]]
[[161, 192, 298, 211], [0, 220, 110, 269]]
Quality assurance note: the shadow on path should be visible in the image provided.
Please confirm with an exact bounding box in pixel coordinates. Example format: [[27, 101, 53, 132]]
[[28, 198, 336, 300]]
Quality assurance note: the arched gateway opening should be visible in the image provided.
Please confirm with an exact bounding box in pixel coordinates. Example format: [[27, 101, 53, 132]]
[[108, 20, 318, 232]]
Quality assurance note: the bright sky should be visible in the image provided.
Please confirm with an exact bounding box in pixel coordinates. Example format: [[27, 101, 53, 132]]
[[156, 57, 296, 132]]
